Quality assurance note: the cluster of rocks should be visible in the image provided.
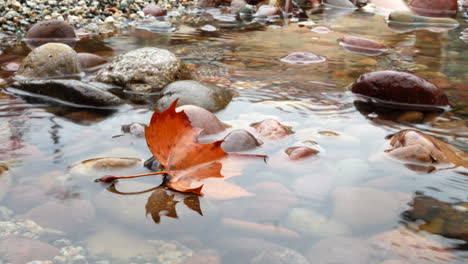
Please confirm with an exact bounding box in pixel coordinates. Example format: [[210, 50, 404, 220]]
[[0, 0, 201, 34]]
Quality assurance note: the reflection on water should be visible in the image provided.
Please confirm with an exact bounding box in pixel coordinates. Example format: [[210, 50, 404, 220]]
[[0, 6, 467, 264]]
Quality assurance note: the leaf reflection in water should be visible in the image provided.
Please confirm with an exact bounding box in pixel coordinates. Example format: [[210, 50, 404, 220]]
[[107, 184, 202, 224]]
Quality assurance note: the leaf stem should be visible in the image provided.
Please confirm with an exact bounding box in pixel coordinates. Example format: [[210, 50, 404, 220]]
[[95, 171, 168, 183]]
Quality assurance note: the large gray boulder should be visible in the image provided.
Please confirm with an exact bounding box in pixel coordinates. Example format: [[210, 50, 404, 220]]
[[94, 48, 191, 93], [156, 80, 233, 112]]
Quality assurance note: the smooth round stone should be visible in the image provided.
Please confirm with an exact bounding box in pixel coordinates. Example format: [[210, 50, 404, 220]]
[[142, 4, 167, 16], [177, 104, 226, 136], [156, 80, 234, 112], [16, 43, 81, 80], [251, 119, 291, 140], [351, 71, 450, 109], [409, 0, 457, 17], [222, 129, 263, 152], [292, 174, 333, 200], [338, 36, 388, 56], [332, 187, 405, 227], [286, 208, 351, 237], [311, 26, 333, 34], [388, 11, 459, 26], [280, 52, 326, 65], [77, 53, 108, 70], [254, 5, 281, 17], [285, 146, 319, 160], [23, 20, 78, 48], [200, 24, 218, 32], [136, 21, 176, 33], [306, 237, 381, 264]]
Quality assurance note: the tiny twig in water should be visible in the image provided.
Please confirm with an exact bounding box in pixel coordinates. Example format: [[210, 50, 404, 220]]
[[94, 171, 168, 183]]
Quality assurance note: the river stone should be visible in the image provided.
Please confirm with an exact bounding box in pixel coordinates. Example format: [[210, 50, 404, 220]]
[[142, 4, 167, 16], [369, 229, 453, 264], [24, 20, 78, 48], [250, 246, 310, 264], [245, 182, 296, 221], [11, 79, 124, 107], [338, 36, 387, 56], [95, 48, 191, 93], [19, 199, 95, 234], [177, 105, 226, 135], [5, 185, 47, 214], [0, 169, 11, 201], [77, 53, 108, 70], [332, 187, 405, 227], [16, 43, 81, 80], [222, 129, 263, 152], [286, 208, 351, 238], [0, 237, 60, 264], [388, 11, 459, 26], [409, 0, 457, 17], [306, 237, 382, 264], [324, 0, 358, 8], [156, 80, 234, 112], [351, 71, 449, 109], [251, 119, 292, 140]]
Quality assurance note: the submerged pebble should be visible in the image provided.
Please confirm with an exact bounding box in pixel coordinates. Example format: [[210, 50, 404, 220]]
[[136, 21, 176, 33], [408, 0, 458, 17], [177, 104, 226, 135], [311, 26, 333, 34], [23, 20, 78, 48], [387, 11, 459, 33], [143, 4, 167, 17], [251, 119, 292, 140], [280, 52, 326, 65], [222, 129, 263, 152], [338, 36, 388, 56]]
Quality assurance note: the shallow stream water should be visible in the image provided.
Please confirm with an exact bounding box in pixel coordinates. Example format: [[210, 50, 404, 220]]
[[0, 6, 467, 264]]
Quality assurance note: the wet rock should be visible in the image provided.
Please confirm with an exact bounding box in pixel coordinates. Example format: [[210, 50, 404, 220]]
[[245, 182, 296, 221], [306, 237, 381, 264], [1, 61, 21, 72], [351, 71, 449, 109], [280, 52, 326, 65], [0, 168, 11, 201], [136, 21, 176, 33], [222, 129, 263, 152], [0, 237, 60, 264], [285, 146, 319, 160], [311, 26, 333, 34], [5, 185, 47, 214], [369, 228, 453, 264], [324, 0, 359, 9], [292, 174, 333, 200], [338, 36, 388, 56], [177, 105, 226, 136], [200, 24, 218, 32], [142, 4, 167, 16], [388, 11, 459, 26], [23, 20, 78, 48], [77, 53, 108, 70], [95, 48, 191, 93], [250, 246, 310, 264], [404, 195, 468, 240], [332, 187, 406, 227], [121, 122, 146, 137], [409, 0, 457, 17], [385, 129, 468, 170], [198, 0, 222, 8], [19, 199, 95, 234], [16, 43, 81, 80], [69, 157, 144, 180], [11, 79, 124, 107], [254, 5, 281, 17], [396, 111, 425, 123], [221, 218, 300, 239], [231, 0, 248, 10], [251, 119, 292, 140], [286, 208, 351, 237], [156, 80, 234, 112]]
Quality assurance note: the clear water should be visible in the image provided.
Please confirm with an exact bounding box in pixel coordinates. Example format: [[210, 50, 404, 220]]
[[0, 8, 467, 264]]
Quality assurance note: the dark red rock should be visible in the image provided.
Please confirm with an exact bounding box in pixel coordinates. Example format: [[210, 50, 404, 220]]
[[252, 119, 292, 140], [409, 0, 457, 17], [338, 36, 387, 56], [198, 0, 222, 8], [351, 71, 449, 108], [24, 20, 77, 48], [0, 237, 60, 264], [285, 146, 319, 160], [142, 4, 167, 16], [77, 53, 108, 70]]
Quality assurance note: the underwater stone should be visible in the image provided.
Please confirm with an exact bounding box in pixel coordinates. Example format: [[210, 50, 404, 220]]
[[351, 71, 449, 107], [338, 36, 387, 56], [388, 11, 459, 26], [142, 4, 167, 16], [177, 104, 226, 136], [23, 20, 78, 48], [222, 129, 263, 152], [409, 0, 457, 17], [280, 52, 326, 65], [77, 53, 108, 70]]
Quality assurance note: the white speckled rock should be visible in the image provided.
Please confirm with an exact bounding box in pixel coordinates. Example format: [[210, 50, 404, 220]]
[[95, 48, 191, 93]]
